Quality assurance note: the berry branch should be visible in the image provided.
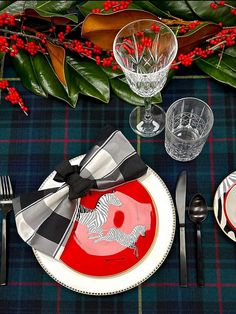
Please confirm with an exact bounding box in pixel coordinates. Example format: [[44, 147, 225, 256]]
[[0, 51, 5, 101], [209, 0, 236, 14], [0, 1, 236, 114], [172, 27, 236, 68], [0, 28, 41, 40], [92, 0, 133, 13], [0, 80, 29, 115]]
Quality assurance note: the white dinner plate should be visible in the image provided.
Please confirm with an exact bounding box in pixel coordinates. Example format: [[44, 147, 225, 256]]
[[213, 171, 236, 242], [33, 155, 176, 295]]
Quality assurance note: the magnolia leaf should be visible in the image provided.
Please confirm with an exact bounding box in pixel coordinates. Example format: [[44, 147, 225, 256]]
[[78, 0, 124, 16], [78, 1, 142, 16], [66, 56, 110, 103], [78, 0, 169, 17], [46, 41, 67, 86], [110, 77, 162, 106], [11, 50, 47, 97], [150, 0, 197, 19], [0, 1, 14, 11], [46, 43, 81, 105], [24, 8, 78, 24], [100, 66, 123, 79], [221, 55, 236, 72], [0, 1, 37, 14], [178, 22, 221, 55], [32, 53, 77, 107], [78, 1, 106, 16], [131, 1, 171, 18], [195, 55, 236, 88], [18, 38, 78, 107], [64, 64, 80, 107], [81, 9, 158, 50], [0, 1, 77, 22], [224, 46, 236, 58], [35, 1, 77, 13], [187, 1, 236, 26]]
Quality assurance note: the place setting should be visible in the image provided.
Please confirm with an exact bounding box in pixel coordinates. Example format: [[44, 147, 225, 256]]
[[0, 120, 212, 293], [0, 17, 231, 295], [0, 3, 236, 309], [1, 108, 232, 293], [10, 126, 176, 294]]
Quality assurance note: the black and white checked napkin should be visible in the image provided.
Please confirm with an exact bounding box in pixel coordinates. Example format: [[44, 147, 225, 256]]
[[13, 127, 148, 259]]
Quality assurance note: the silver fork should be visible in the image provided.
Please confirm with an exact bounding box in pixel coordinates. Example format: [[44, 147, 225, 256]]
[[0, 176, 13, 285]]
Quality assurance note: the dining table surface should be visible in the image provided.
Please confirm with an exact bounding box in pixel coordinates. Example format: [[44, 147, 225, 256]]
[[0, 59, 236, 314]]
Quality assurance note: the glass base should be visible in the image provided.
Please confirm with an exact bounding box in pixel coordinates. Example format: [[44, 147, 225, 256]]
[[129, 105, 165, 137]]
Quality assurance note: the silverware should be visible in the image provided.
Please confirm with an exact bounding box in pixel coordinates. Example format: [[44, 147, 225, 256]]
[[0, 176, 13, 285], [188, 194, 208, 286], [175, 170, 187, 287]]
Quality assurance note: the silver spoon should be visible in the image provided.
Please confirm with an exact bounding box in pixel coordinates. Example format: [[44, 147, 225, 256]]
[[188, 193, 208, 286]]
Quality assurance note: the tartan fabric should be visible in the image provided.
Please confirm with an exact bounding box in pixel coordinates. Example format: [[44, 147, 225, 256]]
[[13, 128, 147, 259], [0, 63, 236, 314]]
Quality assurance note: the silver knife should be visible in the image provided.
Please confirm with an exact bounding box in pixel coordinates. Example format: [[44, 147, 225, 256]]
[[175, 170, 187, 287]]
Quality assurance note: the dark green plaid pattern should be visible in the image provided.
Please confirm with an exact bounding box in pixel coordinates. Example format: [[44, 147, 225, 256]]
[[0, 63, 236, 314]]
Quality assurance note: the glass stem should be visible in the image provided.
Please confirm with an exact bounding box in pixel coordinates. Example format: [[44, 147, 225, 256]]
[[144, 97, 153, 123]]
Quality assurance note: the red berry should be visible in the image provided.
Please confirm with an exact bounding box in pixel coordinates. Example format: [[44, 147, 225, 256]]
[[0, 36, 9, 53], [65, 25, 72, 34], [209, 2, 218, 9], [231, 8, 236, 15], [0, 80, 9, 89], [0, 13, 15, 27], [58, 32, 65, 42], [151, 24, 160, 33], [95, 56, 101, 65]]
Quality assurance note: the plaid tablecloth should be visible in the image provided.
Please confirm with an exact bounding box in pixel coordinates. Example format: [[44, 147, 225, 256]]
[[0, 63, 236, 314]]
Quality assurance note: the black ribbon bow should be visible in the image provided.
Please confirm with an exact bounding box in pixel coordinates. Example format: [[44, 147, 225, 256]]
[[13, 127, 149, 259], [54, 161, 95, 200]]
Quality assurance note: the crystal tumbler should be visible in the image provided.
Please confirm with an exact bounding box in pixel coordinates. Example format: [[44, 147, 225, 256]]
[[165, 97, 214, 161]]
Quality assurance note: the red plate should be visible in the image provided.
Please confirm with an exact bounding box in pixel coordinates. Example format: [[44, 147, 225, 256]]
[[60, 180, 157, 276]]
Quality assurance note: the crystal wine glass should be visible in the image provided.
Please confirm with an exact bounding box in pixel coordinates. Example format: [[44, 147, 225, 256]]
[[113, 19, 178, 137]]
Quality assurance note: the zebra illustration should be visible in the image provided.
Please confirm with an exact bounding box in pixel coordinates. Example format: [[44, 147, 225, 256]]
[[94, 224, 146, 258], [77, 192, 122, 238], [218, 194, 236, 239]]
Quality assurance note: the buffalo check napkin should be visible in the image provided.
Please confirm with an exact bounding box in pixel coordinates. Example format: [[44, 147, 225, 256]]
[[13, 127, 148, 259]]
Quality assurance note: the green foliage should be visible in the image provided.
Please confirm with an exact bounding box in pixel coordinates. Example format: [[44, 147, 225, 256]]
[[110, 77, 162, 106], [187, 1, 236, 26], [66, 57, 110, 104], [12, 50, 47, 97], [2, 0, 236, 109], [195, 55, 236, 88]]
